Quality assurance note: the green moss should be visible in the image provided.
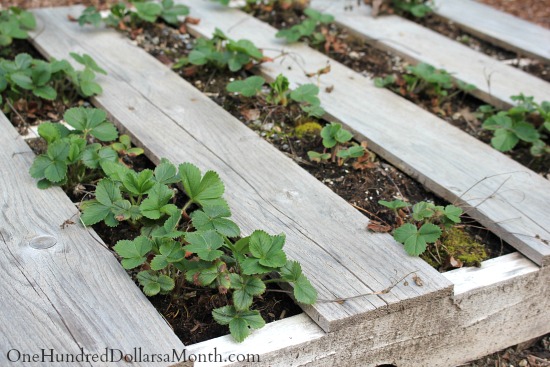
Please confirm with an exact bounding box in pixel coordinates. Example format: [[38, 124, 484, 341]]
[[293, 122, 322, 138], [421, 227, 488, 270]]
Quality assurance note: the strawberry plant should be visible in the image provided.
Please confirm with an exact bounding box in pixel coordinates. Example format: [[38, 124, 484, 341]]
[[226, 74, 325, 117], [307, 122, 365, 164], [78, 0, 189, 28], [174, 28, 265, 72], [0, 7, 36, 47], [82, 159, 317, 342], [276, 8, 334, 44], [480, 94, 550, 156], [365, 0, 433, 18], [29, 107, 120, 189], [0, 52, 105, 107], [374, 62, 476, 107]]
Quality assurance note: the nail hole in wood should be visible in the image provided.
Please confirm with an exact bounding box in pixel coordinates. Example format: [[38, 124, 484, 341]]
[[29, 235, 57, 249], [376, 365, 397, 367]]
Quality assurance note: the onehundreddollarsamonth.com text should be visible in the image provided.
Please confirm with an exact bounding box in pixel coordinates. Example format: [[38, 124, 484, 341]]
[[6, 347, 260, 364]]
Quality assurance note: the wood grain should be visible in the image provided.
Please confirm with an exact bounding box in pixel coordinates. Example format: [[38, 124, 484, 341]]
[[29, 6, 453, 333], [181, 0, 550, 267], [182, 253, 548, 366], [0, 113, 185, 367], [310, 0, 550, 109], [433, 0, 550, 63]]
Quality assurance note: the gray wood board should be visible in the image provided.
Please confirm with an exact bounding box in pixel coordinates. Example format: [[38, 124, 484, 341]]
[[434, 0, 550, 63], [182, 0, 550, 266], [0, 113, 184, 367], [29, 7, 453, 333], [309, 0, 550, 109]]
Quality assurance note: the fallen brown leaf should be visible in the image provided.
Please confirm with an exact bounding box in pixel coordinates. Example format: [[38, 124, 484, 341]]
[[367, 221, 392, 233], [240, 107, 261, 121], [413, 274, 424, 287]]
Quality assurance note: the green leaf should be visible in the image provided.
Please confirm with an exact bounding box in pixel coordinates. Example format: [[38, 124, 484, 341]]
[[123, 169, 155, 195], [226, 76, 265, 97], [212, 306, 265, 343], [37, 122, 67, 144], [248, 230, 287, 268], [394, 223, 441, 256], [79, 200, 112, 226], [336, 145, 365, 159], [444, 205, 463, 223], [184, 230, 224, 261], [139, 183, 174, 219], [11, 72, 33, 89], [33, 85, 56, 100], [290, 84, 320, 105], [230, 274, 266, 311], [154, 159, 179, 184], [150, 240, 185, 270], [95, 179, 122, 206], [513, 122, 539, 143], [378, 200, 410, 210], [137, 271, 175, 296], [30, 140, 70, 183], [179, 163, 225, 206], [70, 53, 107, 75], [190, 205, 240, 238], [412, 202, 434, 221], [114, 236, 153, 269], [293, 275, 317, 304], [482, 113, 512, 131], [491, 129, 519, 152], [134, 2, 162, 23], [240, 257, 273, 275]]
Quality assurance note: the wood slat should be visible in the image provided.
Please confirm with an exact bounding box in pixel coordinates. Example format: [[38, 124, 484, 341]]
[[182, 0, 550, 266], [0, 113, 184, 367], [29, 6, 453, 333], [434, 0, 550, 63], [309, 0, 550, 109]]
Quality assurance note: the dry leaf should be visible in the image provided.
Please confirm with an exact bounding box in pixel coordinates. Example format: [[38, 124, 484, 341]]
[[178, 23, 188, 34], [240, 108, 261, 121], [449, 256, 464, 268], [184, 16, 201, 25], [156, 54, 173, 66], [367, 221, 392, 233], [413, 274, 424, 287], [67, 14, 77, 22]]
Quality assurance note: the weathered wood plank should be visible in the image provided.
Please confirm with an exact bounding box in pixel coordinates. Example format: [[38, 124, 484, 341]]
[[310, 0, 550, 109], [29, 7, 453, 333], [433, 0, 550, 63], [182, 0, 550, 267], [0, 113, 184, 366], [183, 253, 548, 366]]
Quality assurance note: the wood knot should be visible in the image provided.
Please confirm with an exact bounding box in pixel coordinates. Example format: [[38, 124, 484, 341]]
[[28, 235, 57, 249]]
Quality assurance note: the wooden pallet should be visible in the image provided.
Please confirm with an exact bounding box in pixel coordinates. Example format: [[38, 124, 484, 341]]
[[433, 0, 550, 63], [0, 4, 545, 367], [29, 7, 452, 335], [181, 0, 550, 267], [0, 113, 185, 366], [309, 0, 550, 109]]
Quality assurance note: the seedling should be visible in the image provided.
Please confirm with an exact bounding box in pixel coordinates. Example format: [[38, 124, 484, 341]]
[[226, 74, 325, 118], [480, 94, 549, 156], [366, 0, 433, 18], [78, 0, 189, 28], [276, 8, 334, 45], [29, 107, 119, 189], [379, 200, 463, 255], [0, 7, 36, 47], [0, 52, 105, 107], [174, 28, 265, 72], [307, 122, 365, 165], [374, 62, 476, 107]]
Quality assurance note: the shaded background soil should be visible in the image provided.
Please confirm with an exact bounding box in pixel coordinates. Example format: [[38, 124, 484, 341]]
[[3, 0, 549, 365]]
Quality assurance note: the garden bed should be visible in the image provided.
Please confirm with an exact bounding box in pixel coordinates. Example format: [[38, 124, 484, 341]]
[[0, 3, 549, 366]]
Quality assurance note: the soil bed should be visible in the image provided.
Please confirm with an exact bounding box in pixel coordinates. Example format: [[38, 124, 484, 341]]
[[124, 20, 514, 271]]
